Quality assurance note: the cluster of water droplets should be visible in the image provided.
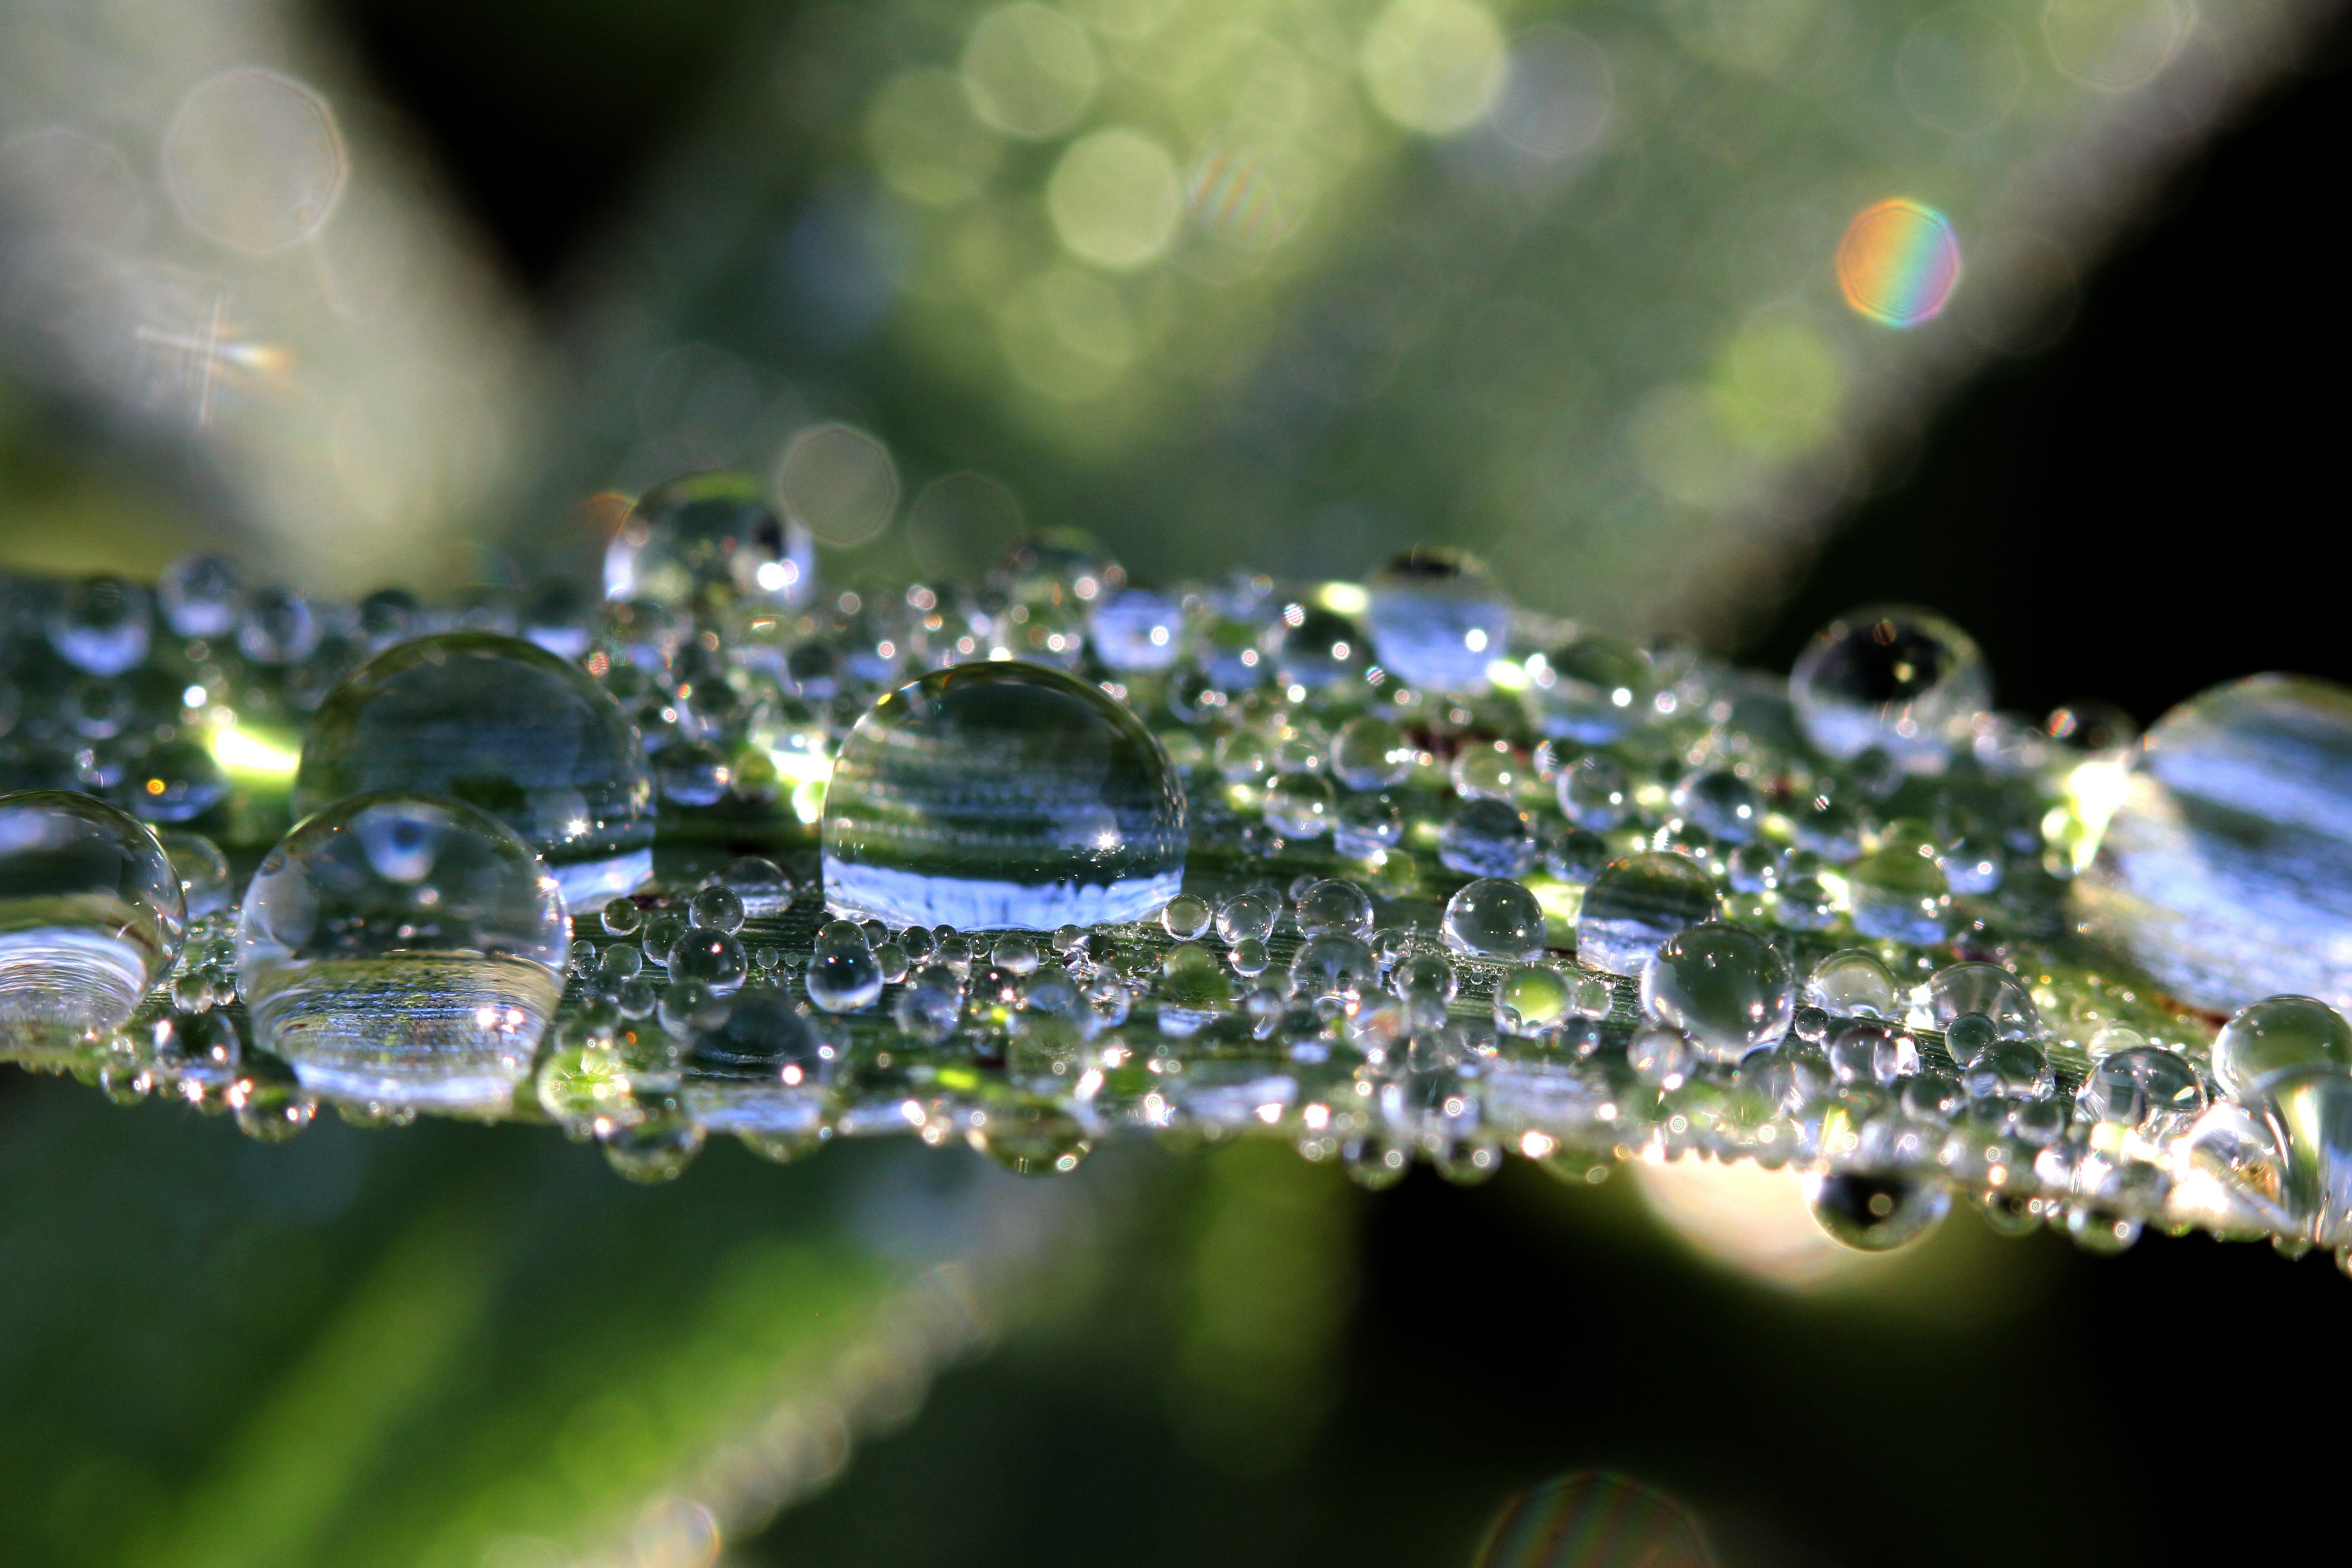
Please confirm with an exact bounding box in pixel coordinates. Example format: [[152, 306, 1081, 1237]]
[[7, 476, 2352, 1265]]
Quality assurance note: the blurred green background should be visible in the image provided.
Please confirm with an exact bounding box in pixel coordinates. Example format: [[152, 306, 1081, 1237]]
[[7, 1, 2352, 1564]]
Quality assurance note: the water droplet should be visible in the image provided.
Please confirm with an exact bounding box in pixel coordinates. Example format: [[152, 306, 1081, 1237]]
[[1915, 961, 2042, 1040], [1495, 962, 1576, 1038], [46, 576, 151, 676], [1804, 1171, 1950, 1251], [295, 633, 654, 909], [156, 552, 249, 639], [0, 791, 185, 1047], [1805, 948, 1897, 1017], [1087, 586, 1182, 672], [823, 661, 1186, 928], [1960, 1037, 2052, 1101], [1160, 892, 1212, 939], [1627, 1026, 1692, 1090], [717, 855, 796, 917], [1296, 878, 1375, 940], [1669, 768, 1760, 844], [2079, 1045, 2206, 1129], [1575, 852, 1721, 976], [1289, 933, 1380, 1002], [1273, 606, 1366, 689], [156, 828, 233, 919], [1640, 923, 1793, 1062], [2213, 995, 2352, 1101], [969, 1103, 1091, 1175], [1451, 741, 1524, 802], [1263, 772, 1336, 840], [1555, 754, 1630, 831], [1363, 547, 1509, 695], [1334, 793, 1405, 859], [1790, 606, 1988, 771], [2077, 676, 2352, 1014], [1216, 890, 1279, 944], [1331, 715, 1416, 790], [236, 794, 567, 1110], [1525, 634, 1650, 744], [1846, 825, 1950, 945], [239, 585, 321, 666], [806, 920, 883, 1012], [669, 928, 747, 993], [605, 470, 814, 609], [688, 885, 746, 933], [1442, 877, 1547, 961], [123, 739, 227, 824], [1439, 798, 1536, 878]]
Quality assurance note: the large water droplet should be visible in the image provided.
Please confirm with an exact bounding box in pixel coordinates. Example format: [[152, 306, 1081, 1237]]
[[1640, 922, 1793, 1062], [2076, 675, 2352, 1014], [822, 661, 1186, 929], [237, 793, 568, 1111], [604, 470, 814, 609], [1363, 547, 1509, 695], [0, 790, 186, 1047], [1575, 852, 1721, 976], [1790, 605, 1988, 770], [1443, 877, 1547, 960], [2213, 994, 2352, 1101], [295, 632, 654, 909], [1803, 1170, 1949, 1251]]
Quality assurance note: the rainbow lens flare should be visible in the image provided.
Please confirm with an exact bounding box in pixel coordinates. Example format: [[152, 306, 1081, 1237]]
[[1836, 198, 1961, 327], [1472, 1473, 1716, 1568]]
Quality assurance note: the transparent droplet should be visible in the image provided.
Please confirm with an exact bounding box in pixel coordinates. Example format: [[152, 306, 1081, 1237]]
[[0, 792, 185, 1047], [657, 743, 731, 808], [1334, 793, 1405, 859], [680, 986, 830, 1134], [1363, 547, 1509, 696], [688, 885, 746, 933], [2077, 676, 2352, 1015], [1556, 754, 1630, 831], [806, 920, 884, 1013], [1297, 878, 1375, 940], [718, 855, 796, 917], [1525, 634, 1650, 744], [1216, 890, 1279, 944], [122, 739, 226, 824], [1640, 922, 1793, 1062], [1543, 827, 1609, 885], [1806, 948, 1898, 1018], [1575, 852, 1722, 976], [1961, 1037, 2053, 1101], [969, 1103, 1092, 1176], [239, 586, 320, 666], [2213, 995, 2352, 1102], [295, 633, 654, 909], [46, 576, 151, 676], [604, 470, 814, 609], [156, 828, 233, 919], [670, 929, 747, 993], [1914, 961, 2043, 1041], [1494, 962, 1574, 1037], [236, 794, 566, 1111], [1331, 715, 1416, 791], [1263, 772, 1336, 841], [1627, 1026, 1692, 1090], [1272, 606, 1366, 689], [1847, 828, 1951, 945], [893, 964, 966, 1043], [2263, 1067, 2352, 1246], [1439, 798, 1536, 879], [158, 553, 249, 640], [1087, 586, 1182, 671], [2079, 1045, 2206, 1129], [1442, 877, 1547, 961], [1289, 933, 1380, 1001], [1451, 741, 1524, 802], [1804, 1171, 1950, 1251], [1669, 768, 1759, 844], [1790, 605, 1989, 771], [823, 661, 1186, 929]]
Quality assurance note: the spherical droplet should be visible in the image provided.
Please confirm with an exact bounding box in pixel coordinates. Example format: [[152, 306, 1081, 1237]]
[[1640, 922, 1794, 1063], [295, 632, 654, 909], [1331, 714, 1417, 791], [1363, 546, 1509, 695], [1296, 878, 1375, 940], [0, 790, 187, 1044], [1576, 852, 1721, 976], [2215, 995, 2352, 1102], [822, 661, 1186, 929], [1804, 1171, 1950, 1252], [1790, 606, 1988, 771], [604, 470, 814, 609], [1806, 948, 1898, 1019], [1526, 634, 1650, 744], [236, 793, 567, 1111], [1442, 877, 1547, 961]]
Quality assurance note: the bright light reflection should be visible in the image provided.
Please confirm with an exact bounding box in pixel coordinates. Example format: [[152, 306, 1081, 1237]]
[[1636, 1158, 1884, 1291]]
